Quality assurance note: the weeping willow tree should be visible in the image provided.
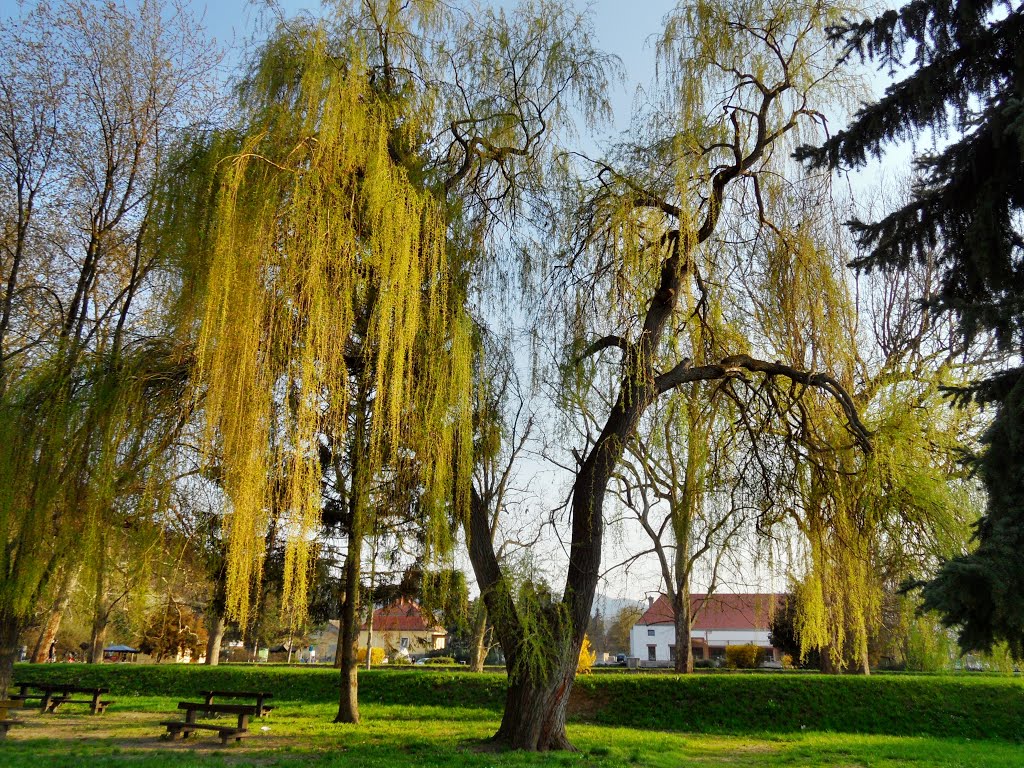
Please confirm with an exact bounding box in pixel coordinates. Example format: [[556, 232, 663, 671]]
[[744, 185, 980, 673], [458, 0, 877, 750], [162, 13, 473, 723], [0, 0, 219, 695], [0, 340, 189, 694]]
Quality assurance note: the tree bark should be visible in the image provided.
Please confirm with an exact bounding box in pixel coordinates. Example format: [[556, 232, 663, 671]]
[[820, 645, 836, 674], [364, 597, 375, 671], [469, 601, 488, 672], [32, 566, 79, 663], [204, 562, 227, 666], [205, 613, 225, 666], [672, 587, 693, 674], [0, 614, 20, 699], [335, 403, 369, 724], [88, 538, 109, 664], [493, 650, 577, 751], [335, 526, 363, 723]]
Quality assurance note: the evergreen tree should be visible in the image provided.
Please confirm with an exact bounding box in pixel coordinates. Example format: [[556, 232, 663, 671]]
[[796, 1, 1024, 655]]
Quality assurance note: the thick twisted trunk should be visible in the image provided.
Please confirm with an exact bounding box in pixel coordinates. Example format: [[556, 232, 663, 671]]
[[493, 651, 578, 751]]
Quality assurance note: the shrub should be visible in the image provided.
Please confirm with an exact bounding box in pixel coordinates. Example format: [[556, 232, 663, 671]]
[[391, 653, 411, 665], [356, 647, 386, 665], [425, 656, 454, 665], [724, 644, 765, 669], [577, 635, 596, 675]]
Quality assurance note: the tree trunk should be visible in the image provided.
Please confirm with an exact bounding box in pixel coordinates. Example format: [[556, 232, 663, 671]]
[[205, 613, 225, 666], [0, 614, 20, 699], [205, 562, 227, 666], [364, 599, 375, 671], [493, 641, 578, 751], [88, 539, 108, 664], [469, 602, 488, 672], [465, 485, 590, 751], [335, 528, 363, 723], [32, 567, 78, 663], [672, 587, 693, 674], [333, 615, 344, 669], [335, 410, 368, 724], [820, 644, 836, 674], [463, 211, 710, 750], [857, 623, 871, 675]]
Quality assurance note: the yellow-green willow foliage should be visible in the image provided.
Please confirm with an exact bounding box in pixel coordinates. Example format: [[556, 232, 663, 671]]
[[175, 26, 473, 627], [0, 342, 187, 629], [749, 187, 977, 671]]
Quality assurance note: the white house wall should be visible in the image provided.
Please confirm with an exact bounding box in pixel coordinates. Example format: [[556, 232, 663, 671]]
[[630, 624, 774, 662], [630, 624, 677, 661]]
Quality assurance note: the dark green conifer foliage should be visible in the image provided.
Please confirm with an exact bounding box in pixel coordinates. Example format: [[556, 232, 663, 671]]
[[797, 0, 1024, 655]]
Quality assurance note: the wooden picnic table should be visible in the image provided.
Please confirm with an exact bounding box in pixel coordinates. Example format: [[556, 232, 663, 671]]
[[160, 701, 259, 745], [199, 690, 273, 717], [0, 699, 23, 738], [11, 682, 112, 714]]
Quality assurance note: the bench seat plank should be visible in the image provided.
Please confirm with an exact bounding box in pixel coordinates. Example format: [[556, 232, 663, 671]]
[[177, 702, 257, 715], [160, 719, 249, 745]]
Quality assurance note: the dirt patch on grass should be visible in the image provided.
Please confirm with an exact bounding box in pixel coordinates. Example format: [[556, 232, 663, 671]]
[[3, 707, 291, 755]]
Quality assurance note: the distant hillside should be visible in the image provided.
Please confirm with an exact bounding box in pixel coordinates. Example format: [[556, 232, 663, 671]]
[[592, 593, 643, 618]]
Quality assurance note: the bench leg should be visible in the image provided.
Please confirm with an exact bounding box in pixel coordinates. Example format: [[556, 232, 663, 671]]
[[0, 723, 10, 740]]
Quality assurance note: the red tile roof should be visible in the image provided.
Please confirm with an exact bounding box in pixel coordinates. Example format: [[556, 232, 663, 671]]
[[637, 593, 782, 632], [361, 598, 446, 634]]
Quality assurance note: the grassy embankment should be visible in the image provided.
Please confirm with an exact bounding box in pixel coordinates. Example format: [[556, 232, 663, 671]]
[[1, 664, 1022, 767]]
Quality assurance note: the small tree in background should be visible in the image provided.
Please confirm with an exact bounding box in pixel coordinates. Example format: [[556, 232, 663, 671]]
[[577, 635, 596, 675], [138, 597, 207, 663]]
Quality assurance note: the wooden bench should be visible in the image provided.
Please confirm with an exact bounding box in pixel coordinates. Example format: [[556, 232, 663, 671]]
[[199, 690, 274, 717], [0, 700, 23, 739], [45, 695, 113, 714], [11, 684, 112, 716], [160, 702, 258, 745], [12, 682, 112, 714]]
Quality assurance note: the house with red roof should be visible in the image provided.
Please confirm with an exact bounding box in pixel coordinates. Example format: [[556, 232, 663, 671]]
[[629, 593, 782, 665], [308, 598, 447, 663], [359, 598, 447, 657]]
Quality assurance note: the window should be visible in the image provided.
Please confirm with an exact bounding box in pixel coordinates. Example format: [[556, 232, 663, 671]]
[[647, 645, 657, 661], [668, 645, 676, 661], [400, 637, 410, 650], [647, 628, 655, 636], [692, 646, 705, 661]]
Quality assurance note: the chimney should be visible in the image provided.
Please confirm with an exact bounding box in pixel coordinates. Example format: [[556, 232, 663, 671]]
[[648, 596, 654, 609]]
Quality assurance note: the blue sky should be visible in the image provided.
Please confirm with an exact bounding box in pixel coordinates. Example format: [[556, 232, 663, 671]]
[[197, 0, 678, 134]]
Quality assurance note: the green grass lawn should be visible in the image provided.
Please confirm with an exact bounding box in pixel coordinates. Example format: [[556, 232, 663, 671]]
[[3, 665, 1023, 766]]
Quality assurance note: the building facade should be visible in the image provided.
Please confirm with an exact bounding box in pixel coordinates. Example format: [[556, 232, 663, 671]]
[[629, 593, 782, 664], [310, 598, 447, 663]]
